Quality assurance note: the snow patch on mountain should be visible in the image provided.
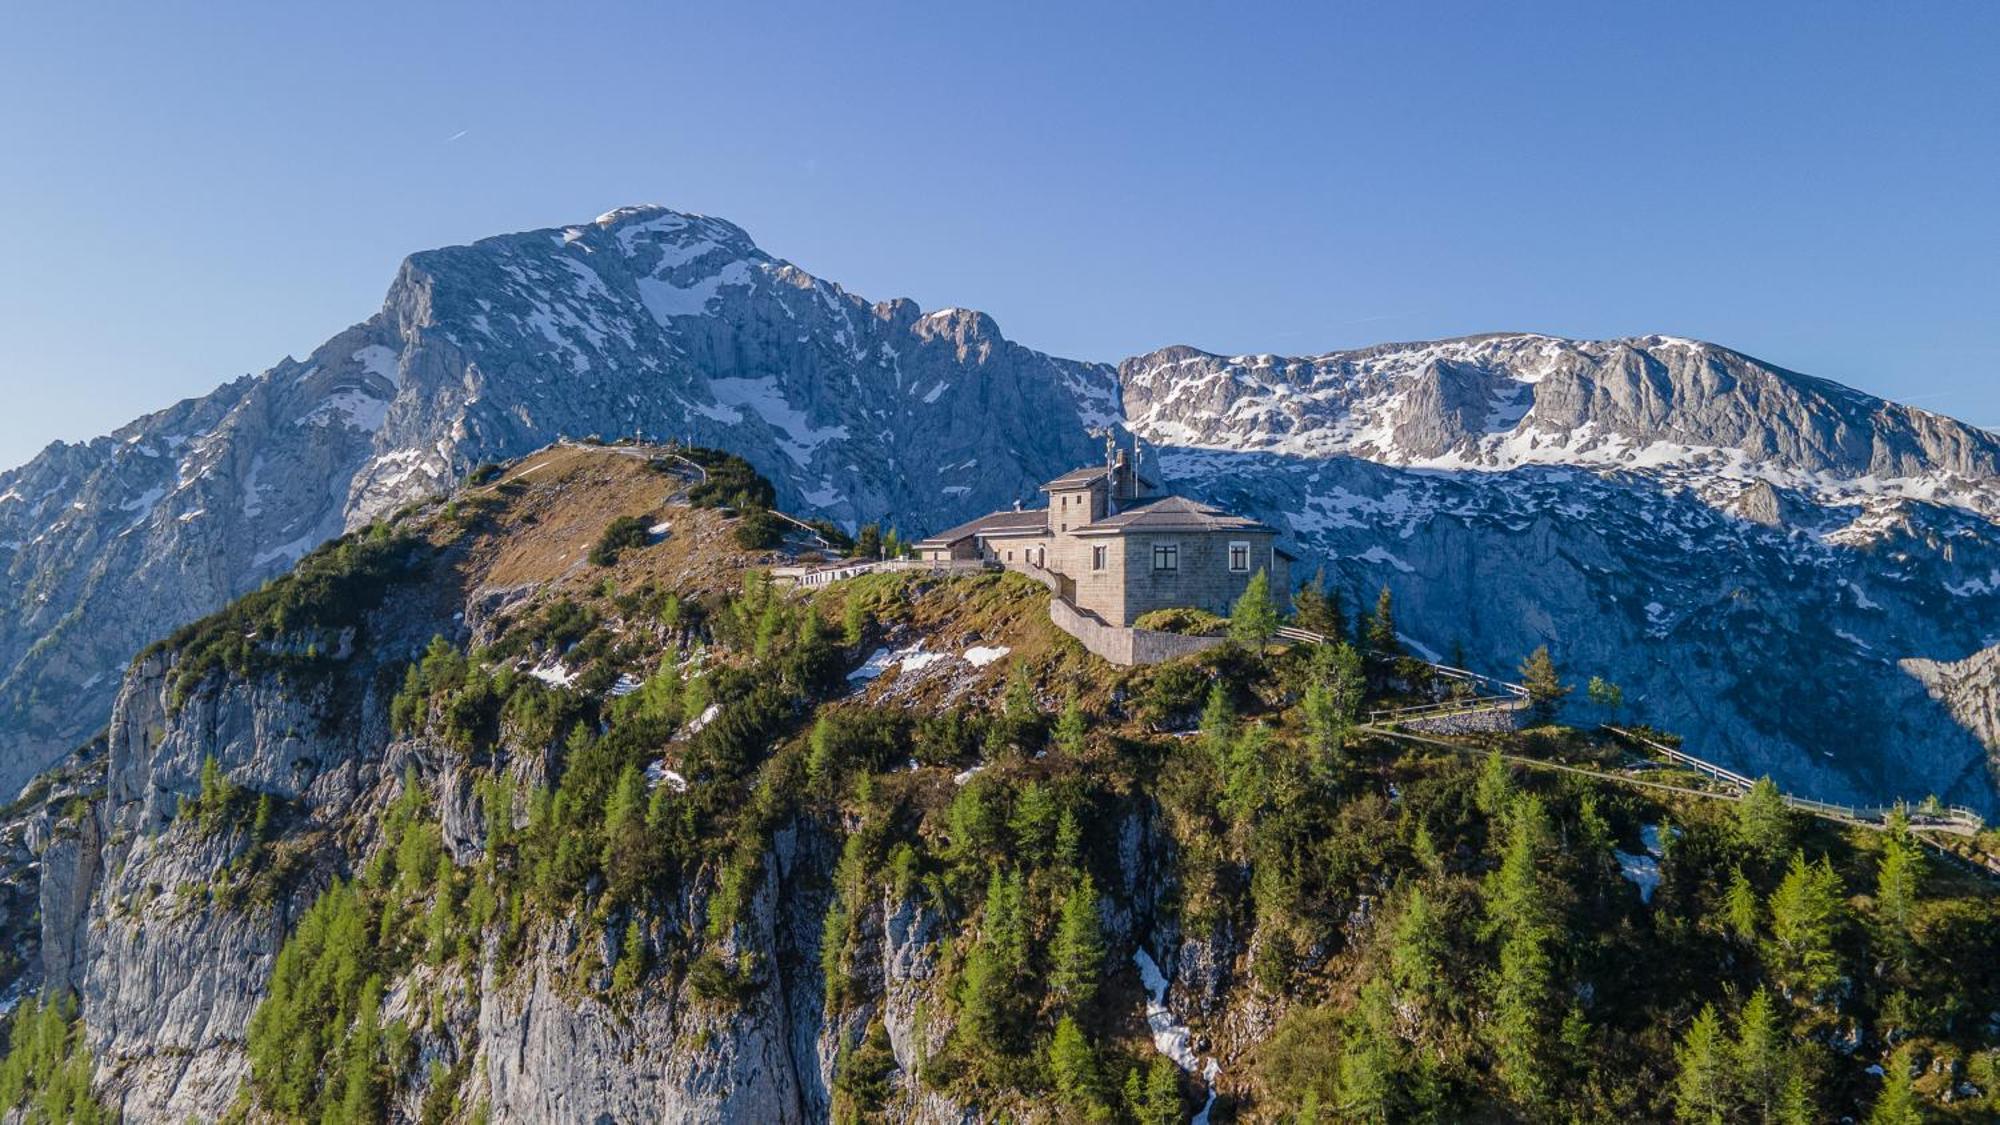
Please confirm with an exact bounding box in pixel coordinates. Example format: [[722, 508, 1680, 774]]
[[708, 377, 850, 465]]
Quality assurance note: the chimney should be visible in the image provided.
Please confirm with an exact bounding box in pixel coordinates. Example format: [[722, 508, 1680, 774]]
[[1113, 445, 1133, 501]]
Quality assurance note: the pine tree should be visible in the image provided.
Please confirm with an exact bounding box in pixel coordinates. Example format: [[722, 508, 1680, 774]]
[[1735, 778, 1797, 869], [1867, 1045, 1924, 1125], [1734, 987, 1787, 1121], [805, 716, 839, 799], [1301, 678, 1340, 770], [1221, 723, 1272, 854], [334, 974, 386, 1123], [1517, 645, 1570, 723], [1009, 782, 1060, 866], [1365, 585, 1402, 656], [1411, 822, 1444, 877], [1485, 794, 1559, 1108], [1049, 1016, 1110, 1119], [1776, 1062, 1818, 1125], [612, 918, 647, 995], [1055, 690, 1088, 757], [853, 522, 882, 559], [1302, 642, 1365, 772], [1874, 807, 1924, 968], [841, 595, 868, 647], [1199, 682, 1236, 765], [1490, 924, 1556, 1108], [1767, 851, 1847, 1003], [1726, 866, 1761, 943], [424, 854, 458, 964], [601, 762, 649, 900], [1577, 791, 1615, 860], [1475, 748, 1514, 819], [1054, 806, 1084, 875], [882, 528, 903, 560], [1229, 568, 1282, 646], [1338, 980, 1402, 1122], [957, 870, 1027, 1065], [1137, 1056, 1182, 1125], [1325, 641, 1366, 719], [1587, 675, 1625, 715], [1389, 886, 1451, 1035], [253, 791, 274, 840], [832, 1021, 899, 1123], [1673, 1004, 1734, 1124], [1050, 877, 1106, 1012], [820, 897, 851, 1009], [1003, 662, 1039, 725], [1291, 568, 1345, 638]]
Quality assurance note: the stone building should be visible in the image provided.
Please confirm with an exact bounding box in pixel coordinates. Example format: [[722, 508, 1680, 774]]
[[914, 443, 1292, 627]]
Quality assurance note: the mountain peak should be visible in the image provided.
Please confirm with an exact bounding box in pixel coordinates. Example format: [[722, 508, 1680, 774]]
[[575, 205, 759, 255], [592, 203, 680, 226]]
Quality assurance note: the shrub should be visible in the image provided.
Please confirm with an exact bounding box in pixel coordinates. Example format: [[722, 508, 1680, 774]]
[[680, 447, 778, 511], [590, 516, 653, 566], [832, 1021, 899, 1122], [1137, 660, 1212, 729], [733, 509, 786, 550], [1133, 607, 1229, 636]]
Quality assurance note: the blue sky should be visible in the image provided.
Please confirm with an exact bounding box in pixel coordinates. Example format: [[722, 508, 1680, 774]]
[[1, 2, 1996, 469]]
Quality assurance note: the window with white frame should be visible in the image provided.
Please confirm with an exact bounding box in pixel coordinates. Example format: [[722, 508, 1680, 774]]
[[1228, 541, 1251, 573], [1092, 544, 1107, 570], [1153, 543, 1179, 572]]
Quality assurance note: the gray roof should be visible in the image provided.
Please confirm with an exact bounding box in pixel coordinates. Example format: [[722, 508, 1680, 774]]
[[1042, 466, 1111, 489], [914, 507, 1047, 546], [1072, 495, 1278, 536], [1040, 464, 1161, 492]]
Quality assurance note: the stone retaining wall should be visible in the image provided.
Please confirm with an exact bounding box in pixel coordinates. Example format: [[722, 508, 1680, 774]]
[[1400, 704, 1527, 736], [1049, 595, 1223, 667]]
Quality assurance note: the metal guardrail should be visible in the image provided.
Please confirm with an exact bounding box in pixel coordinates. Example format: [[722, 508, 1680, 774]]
[[1601, 725, 1986, 832], [775, 557, 995, 588], [1367, 694, 1528, 723]]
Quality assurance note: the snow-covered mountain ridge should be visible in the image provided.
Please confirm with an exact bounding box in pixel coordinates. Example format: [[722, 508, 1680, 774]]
[[1, 204, 1997, 810], [1123, 334, 2000, 530]]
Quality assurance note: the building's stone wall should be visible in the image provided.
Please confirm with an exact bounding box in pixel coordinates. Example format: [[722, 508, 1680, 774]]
[[981, 530, 1050, 569], [1047, 479, 1108, 531], [1049, 527, 1127, 625], [1106, 531, 1290, 621], [917, 538, 981, 562]]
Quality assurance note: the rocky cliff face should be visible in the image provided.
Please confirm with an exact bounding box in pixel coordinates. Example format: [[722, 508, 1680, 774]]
[[1905, 643, 2000, 784], [3, 212, 1998, 812], [11, 453, 1170, 1122]]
